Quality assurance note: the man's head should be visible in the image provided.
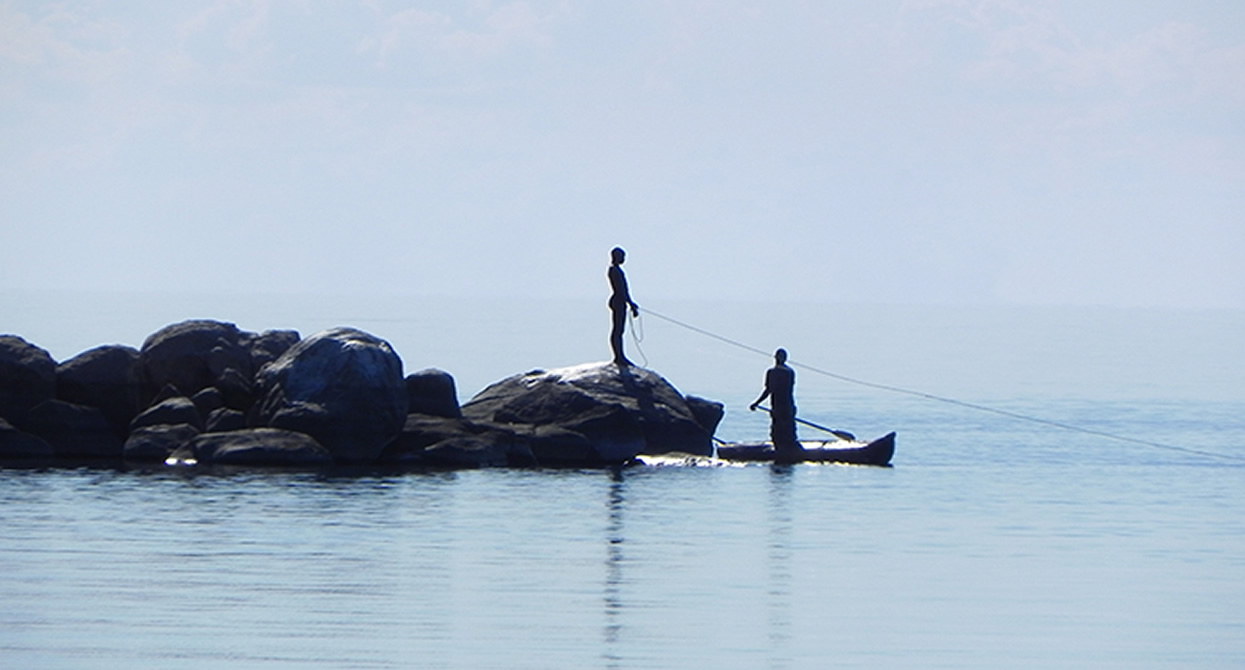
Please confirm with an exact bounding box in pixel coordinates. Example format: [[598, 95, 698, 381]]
[[775, 348, 788, 365], [611, 247, 626, 265]]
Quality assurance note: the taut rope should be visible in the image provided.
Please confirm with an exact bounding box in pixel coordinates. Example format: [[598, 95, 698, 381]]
[[642, 307, 1245, 464]]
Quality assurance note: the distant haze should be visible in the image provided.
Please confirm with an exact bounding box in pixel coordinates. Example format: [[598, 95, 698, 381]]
[[2, 1, 1242, 308]]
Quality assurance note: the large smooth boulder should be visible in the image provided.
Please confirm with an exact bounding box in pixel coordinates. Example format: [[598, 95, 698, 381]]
[[139, 320, 252, 399], [25, 399, 123, 459], [131, 396, 205, 432], [252, 327, 407, 464], [56, 345, 143, 437], [461, 362, 715, 459], [188, 428, 333, 466], [406, 368, 461, 418], [123, 423, 201, 462], [0, 417, 53, 461], [0, 335, 56, 425]]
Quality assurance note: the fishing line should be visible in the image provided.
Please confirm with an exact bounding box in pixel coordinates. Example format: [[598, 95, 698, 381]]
[[628, 309, 649, 368], [643, 307, 1245, 464]]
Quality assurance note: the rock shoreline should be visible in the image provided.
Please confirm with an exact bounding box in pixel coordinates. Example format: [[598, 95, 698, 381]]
[[0, 320, 723, 469]]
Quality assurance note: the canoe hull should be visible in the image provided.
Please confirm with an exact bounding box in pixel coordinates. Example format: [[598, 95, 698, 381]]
[[716, 432, 895, 466]]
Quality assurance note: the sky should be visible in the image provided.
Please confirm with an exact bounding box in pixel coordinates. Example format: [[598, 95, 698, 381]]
[[2, 0, 1243, 308]]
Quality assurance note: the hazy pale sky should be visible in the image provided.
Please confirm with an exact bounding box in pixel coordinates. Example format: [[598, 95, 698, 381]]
[[2, 1, 1242, 307]]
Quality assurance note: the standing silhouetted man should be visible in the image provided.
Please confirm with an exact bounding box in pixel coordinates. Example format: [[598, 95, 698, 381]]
[[750, 348, 801, 460], [608, 247, 639, 366]]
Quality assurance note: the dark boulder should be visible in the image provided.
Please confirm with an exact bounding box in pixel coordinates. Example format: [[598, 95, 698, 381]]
[[685, 395, 725, 439], [0, 335, 56, 425], [0, 417, 54, 461], [252, 327, 407, 464], [56, 345, 143, 437], [191, 387, 225, 417], [406, 368, 462, 418], [131, 396, 205, 432], [25, 399, 123, 459], [150, 383, 185, 405], [381, 414, 536, 468], [421, 435, 514, 468], [205, 407, 247, 433], [489, 405, 646, 467], [553, 404, 646, 456], [243, 329, 300, 371], [189, 428, 333, 466], [385, 415, 477, 454], [123, 423, 200, 462], [461, 362, 715, 459], [215, 367, 255, 411], [526, 424, 627, 467], [139, 320, 251, 399]]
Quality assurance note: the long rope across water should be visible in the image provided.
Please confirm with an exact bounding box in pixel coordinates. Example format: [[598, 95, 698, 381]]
[[642, 307, 1245, 463]]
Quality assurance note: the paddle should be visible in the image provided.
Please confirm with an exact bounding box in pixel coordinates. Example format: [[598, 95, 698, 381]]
[[755, 406, 856, 441]]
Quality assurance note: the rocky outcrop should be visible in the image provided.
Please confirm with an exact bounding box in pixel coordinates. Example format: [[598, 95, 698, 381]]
[[0, 335, 56, 426], [252, 327, 407, 464], [462, 362, 716, 460], [2, 322, 725, 470]]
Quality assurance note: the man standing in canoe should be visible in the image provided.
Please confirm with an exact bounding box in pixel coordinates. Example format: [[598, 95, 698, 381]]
[[750, 348, 802, 461], [608, 247, 640, 367]]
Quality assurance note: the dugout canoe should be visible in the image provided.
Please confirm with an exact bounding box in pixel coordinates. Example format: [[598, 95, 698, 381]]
[[715, 431, 895, 466]]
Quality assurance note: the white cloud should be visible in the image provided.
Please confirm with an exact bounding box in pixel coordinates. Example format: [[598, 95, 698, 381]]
[[898, 0, 1245, 106], [361, 8, 450, 69], [0, 4, 129, 88], [443, 1, 557, 56], [359, 1, 561, 70], [172, 0, 277, 81]]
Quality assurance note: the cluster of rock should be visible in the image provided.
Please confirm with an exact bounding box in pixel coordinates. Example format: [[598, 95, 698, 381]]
[[0, 320, 722, 469]]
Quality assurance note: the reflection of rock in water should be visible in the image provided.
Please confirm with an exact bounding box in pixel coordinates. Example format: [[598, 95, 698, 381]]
[[603, 470, 626, 668]]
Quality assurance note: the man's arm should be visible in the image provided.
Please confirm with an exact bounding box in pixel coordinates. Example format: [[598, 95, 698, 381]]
[[750, 372, 772, 410]]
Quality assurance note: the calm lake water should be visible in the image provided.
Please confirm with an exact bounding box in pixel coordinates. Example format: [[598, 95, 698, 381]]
[[3, 291, 1244, 668]]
